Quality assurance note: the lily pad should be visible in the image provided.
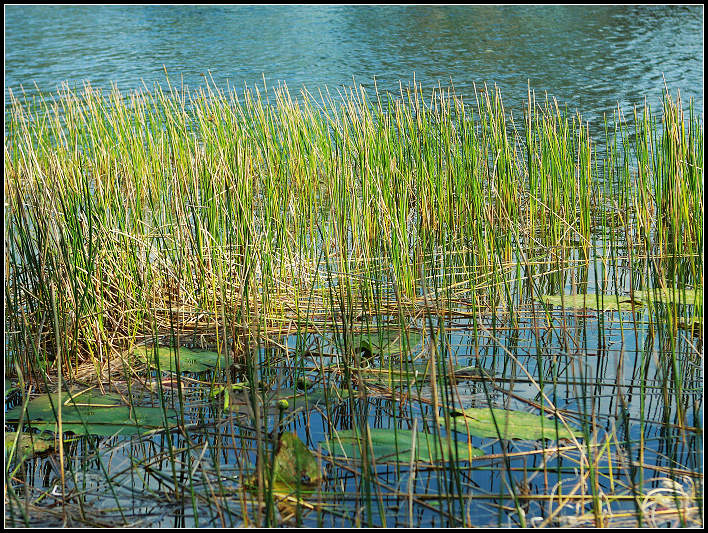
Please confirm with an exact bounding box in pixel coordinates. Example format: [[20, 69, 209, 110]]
[[633, 288, 702, 307], [540, 294, 643, 312], [271, 432, 322, 489], [324, 428, 484, 463], [5, 432, 54, 462], [448, 407, 582, 441], [135, 345, 229, 373], [5, 389, 180, 437]]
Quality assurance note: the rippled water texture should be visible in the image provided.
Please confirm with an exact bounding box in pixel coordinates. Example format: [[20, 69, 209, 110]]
[[4, 5, 703, 121]]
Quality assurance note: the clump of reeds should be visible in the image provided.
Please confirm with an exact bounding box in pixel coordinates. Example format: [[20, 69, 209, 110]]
[[4, 77, 703, 527], [5, 79, 701, 376]]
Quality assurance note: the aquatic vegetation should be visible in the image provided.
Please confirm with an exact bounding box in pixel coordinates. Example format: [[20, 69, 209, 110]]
[[135, 345, 229, 373], [5, 389, 180, 436], [5, 432, 54, 464], [325, 428, 484, 463], [448, 407, 583, 441], [3, 77, 702, 527], [347, 328, 424, 358], [267, 432, 322, 489]]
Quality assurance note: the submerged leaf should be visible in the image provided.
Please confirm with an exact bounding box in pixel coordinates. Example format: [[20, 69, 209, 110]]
[[5, 390, 179, 437], [335, 328, 423, 357], [355, 329, 423, 357], [324, 428, 483, 463], [354, 362, 485, 388], [448, 407, 582, 441]]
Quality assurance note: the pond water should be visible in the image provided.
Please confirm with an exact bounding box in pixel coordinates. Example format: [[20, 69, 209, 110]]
[[4, 5, 704, 122]]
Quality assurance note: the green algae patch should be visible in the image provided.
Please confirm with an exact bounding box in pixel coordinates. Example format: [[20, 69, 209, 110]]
[[448, 408, 582, 441], [135, 345, 230, 373], [5, 389, 180, 437], [324, 428, 484, 463]]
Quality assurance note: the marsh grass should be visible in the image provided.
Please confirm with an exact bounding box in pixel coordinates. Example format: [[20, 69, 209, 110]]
[[4, 77, 703, 527]]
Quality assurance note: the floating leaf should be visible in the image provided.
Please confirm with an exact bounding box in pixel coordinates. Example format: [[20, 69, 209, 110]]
[[324, 428, 483, 463], [5, 432, 54, 462], [540, 294, 642, 312], [448, 408, 582, 441], [244, 432, 321, 517], [633, 288, 702, 307], [135, 345, 229, 373], [272, 432, 322, 489], [540, 289, 703, 314], [5, 389, 179, 437]]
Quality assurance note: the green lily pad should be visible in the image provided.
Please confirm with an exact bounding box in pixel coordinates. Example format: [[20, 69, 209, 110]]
[[678, 316, 703, 336], [5, 389, 179, 437], [272, 432, 322, 489], [633, 288, 702, 307], [540, 289, 703, 314], [540, 294, 643, 312], [324, 428, 484, 463], [448, 407, 582, 441], [136, 345, 229, 373], [5, 432, 54, 462], [246, 432, 321, 498]]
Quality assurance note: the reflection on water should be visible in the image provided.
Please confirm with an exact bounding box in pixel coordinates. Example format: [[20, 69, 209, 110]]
[[4, 5, 703, 122]]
